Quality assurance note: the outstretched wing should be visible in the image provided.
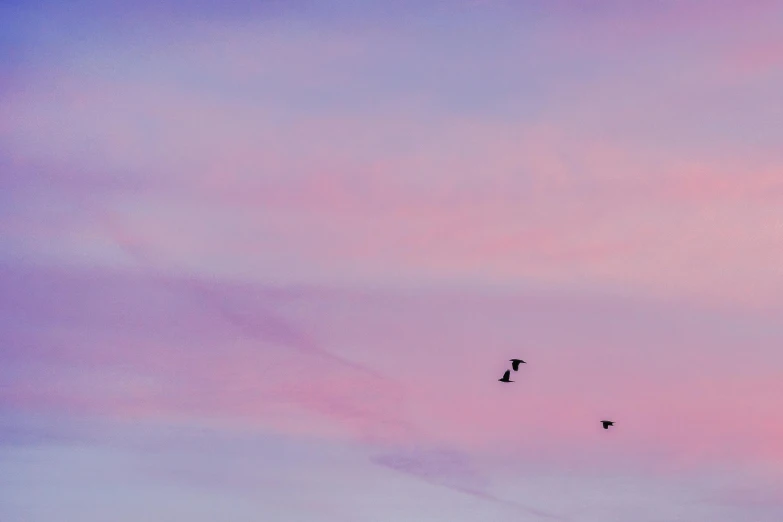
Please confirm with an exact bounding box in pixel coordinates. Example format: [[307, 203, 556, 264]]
[[502, 370, 511, 380], [511, 360, 519, 371]]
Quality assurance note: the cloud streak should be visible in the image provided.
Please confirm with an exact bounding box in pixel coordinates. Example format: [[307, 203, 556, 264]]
[[372, 448, 570, 520]]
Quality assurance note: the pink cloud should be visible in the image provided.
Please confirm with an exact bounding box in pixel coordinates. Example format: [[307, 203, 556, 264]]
[[5, 258, 783, 471], [7, 98, 783, 308]]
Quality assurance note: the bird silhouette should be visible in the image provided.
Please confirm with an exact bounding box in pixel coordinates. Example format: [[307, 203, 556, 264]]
[[509, 359, 526, 371], [498, 370, 513, 383], [601, 420, 614, 430]]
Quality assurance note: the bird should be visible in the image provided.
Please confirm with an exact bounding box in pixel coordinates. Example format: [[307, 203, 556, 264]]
[[509, 359, 526, 371], [498, 370, 514, 383], [601, 420, 615, 430]]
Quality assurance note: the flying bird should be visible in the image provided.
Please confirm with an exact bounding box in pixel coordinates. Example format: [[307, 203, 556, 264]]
[[509, 359, 526, 371], [601, 420, 615, 430], [498, 370, 513, 383]]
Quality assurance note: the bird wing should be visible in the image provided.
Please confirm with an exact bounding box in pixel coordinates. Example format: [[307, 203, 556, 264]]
[[511, 361, 519, 371], [502, 370, 510, 380]]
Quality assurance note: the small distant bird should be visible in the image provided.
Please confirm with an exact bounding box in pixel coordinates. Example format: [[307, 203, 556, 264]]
[[498, 370, 514, 383], [601, 420, 615, 430], [509, 359, 526, 371]]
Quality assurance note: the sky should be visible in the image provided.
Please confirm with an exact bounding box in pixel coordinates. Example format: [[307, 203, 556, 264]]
[[2, 0, 783, 520]]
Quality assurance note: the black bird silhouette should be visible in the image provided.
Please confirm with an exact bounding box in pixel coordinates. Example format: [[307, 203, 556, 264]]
[[498, 370, 513, 383], [509, 359, 526, 371], [601, 420, 615, 430]]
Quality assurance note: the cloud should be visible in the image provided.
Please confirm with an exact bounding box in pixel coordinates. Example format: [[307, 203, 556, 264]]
[[372, 447, 569, 520], [4, 230, 783, 467], [0, 255, 415, 447], [3, 1, 783, 308]]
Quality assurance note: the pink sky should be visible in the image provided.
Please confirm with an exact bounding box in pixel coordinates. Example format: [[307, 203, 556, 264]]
[[2, 1, 783, 520]]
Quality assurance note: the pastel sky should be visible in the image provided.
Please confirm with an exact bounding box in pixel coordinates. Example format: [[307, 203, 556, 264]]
[[2, 1, 783, 520]]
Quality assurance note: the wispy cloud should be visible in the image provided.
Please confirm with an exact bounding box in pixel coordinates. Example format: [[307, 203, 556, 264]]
[[372, 447, 570, 520]]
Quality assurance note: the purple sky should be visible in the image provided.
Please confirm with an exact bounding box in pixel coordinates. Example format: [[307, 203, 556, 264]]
[[2, 1, 783, 520]]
